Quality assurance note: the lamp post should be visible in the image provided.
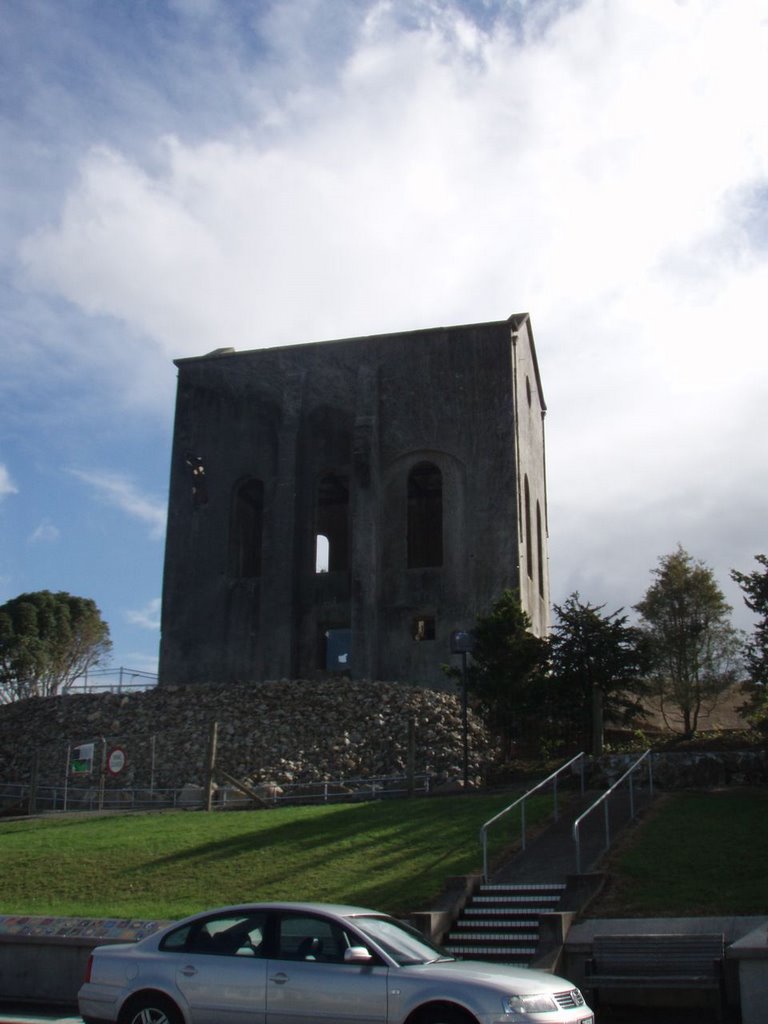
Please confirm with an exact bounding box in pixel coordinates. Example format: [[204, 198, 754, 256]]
[[450, 630, 475, 787]]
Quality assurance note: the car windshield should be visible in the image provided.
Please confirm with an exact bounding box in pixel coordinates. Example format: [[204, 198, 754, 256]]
[[351, 915, 455, 966]]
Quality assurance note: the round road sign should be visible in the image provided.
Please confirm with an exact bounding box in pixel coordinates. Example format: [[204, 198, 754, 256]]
[[107, 747, 126, 775]]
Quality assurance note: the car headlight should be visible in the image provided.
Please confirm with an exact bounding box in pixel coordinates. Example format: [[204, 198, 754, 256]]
[[502, 993, 558, 1015]]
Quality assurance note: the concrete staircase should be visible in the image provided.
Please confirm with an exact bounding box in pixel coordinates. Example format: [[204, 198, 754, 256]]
[[442, 768, 656, 967], [444, 881, 567, 964]]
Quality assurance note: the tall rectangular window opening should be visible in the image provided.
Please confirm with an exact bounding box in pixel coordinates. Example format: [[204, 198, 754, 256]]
[[407, 462, 443, 568], [316, 473, 349, 573], [524, 475, 533, 580], [231, 478, 264, 577], [536, 500, 544, 598], [411, 616, 436, 641]]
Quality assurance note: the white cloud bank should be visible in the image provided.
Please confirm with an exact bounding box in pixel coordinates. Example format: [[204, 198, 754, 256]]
[[69, 469, 167, 540], [8, 0, 768, 620], [126, 597, 162, 631]]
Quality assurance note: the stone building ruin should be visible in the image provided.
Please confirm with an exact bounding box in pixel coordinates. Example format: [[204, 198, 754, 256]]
[[158, 314, 549, 688]]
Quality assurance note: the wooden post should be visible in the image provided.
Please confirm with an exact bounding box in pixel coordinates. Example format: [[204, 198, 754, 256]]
[[205, 721, 219, 811], [28, 749, 39, 815], [406, 716, 416, 797]]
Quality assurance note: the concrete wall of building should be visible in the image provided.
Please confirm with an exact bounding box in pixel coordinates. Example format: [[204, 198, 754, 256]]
[[159, 314, 550, 687], [511, 318, 550, 636]]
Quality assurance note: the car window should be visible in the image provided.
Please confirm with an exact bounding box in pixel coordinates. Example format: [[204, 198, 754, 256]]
[[352, 915, 453, 966], [274, 912, 366, 964], [161, 912, 266, 957]]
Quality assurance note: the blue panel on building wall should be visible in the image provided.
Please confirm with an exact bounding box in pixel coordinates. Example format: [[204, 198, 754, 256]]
[[326, 629, 352, 671]]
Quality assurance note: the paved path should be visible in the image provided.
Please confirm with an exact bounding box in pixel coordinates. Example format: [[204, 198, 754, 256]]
[[0, 1011, 80, 1023], [491, 784, 655, 884], [598, 1012, 713, 1023]]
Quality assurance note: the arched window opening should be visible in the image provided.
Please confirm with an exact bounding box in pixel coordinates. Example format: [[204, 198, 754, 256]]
[[536, 500, 544, 598], [231, 478, 264, 578], [316, 473, 349, 573], [315, 534, 330, 573], [407, 462, 443, 568], [524, 475, 533, 580]]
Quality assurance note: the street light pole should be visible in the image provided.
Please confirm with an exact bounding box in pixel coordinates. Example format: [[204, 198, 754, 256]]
[[461, 649, 468, 787], [451, 630, 475, 788]]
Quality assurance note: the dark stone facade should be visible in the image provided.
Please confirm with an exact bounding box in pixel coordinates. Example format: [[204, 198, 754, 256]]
[[159, 314, 549, 687]]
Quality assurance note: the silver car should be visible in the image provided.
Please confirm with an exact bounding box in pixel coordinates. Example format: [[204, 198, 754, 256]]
[[78, 901, 593, 1024]]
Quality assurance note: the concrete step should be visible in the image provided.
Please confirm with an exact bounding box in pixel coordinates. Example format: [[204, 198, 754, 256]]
[[444, 881, 566, 965]]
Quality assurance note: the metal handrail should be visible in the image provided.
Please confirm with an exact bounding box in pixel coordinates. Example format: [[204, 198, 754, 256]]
[[480, 752, 586, 881], [572, 749, 654, 873]]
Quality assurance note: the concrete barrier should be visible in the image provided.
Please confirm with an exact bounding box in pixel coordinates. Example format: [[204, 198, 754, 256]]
[[727, 919, 768, 1024], [0, 915, 171, 1007]]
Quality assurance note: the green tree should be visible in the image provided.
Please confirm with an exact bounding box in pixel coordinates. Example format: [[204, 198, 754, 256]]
[[635, 547, 742, 738], [447, 590, 549, 757], [731, 554, 768, 728], [0, 591, 112, 702], [550, 593, 650, 756], [731, 555, 768, 685]]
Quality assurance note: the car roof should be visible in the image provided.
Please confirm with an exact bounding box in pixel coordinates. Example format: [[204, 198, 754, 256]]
[[171, 901, 382, 923]]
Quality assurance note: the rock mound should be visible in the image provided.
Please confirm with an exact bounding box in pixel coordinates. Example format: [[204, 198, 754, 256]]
[[0, 680, 499, 794]]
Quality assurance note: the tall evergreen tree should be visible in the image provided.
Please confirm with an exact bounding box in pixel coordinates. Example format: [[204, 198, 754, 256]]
[[731, 554, 768, 728], [731, 554, 768, 685], [446, 590, 549, 757], [550, 593, 649, 755]]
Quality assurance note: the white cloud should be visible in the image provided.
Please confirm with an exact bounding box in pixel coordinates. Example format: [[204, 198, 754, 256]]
[[18, 1, 768, 355], [0, 465, 18, 501], [126, 597, 161, 631], [6, 0, 768, 623], [29, 520, 60, 544], [69, 469, 166, 539]]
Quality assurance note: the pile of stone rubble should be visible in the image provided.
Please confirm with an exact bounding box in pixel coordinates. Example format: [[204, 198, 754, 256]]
[[0, 680, 500, 799]]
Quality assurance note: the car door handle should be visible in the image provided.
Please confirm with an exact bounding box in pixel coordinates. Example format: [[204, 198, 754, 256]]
[[181, 966, 198, 977], [269, 973, 288, 985]]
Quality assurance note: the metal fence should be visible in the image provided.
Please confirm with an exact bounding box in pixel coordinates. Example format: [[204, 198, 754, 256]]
[[67, 667, 158, 694], [1, 771, 435, 815]]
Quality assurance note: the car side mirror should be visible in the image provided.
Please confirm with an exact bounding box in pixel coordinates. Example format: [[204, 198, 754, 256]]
[[344, 946, 373, 964]]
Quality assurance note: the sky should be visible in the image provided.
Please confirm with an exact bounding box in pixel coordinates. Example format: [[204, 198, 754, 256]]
[[1, 0, 767, 679]]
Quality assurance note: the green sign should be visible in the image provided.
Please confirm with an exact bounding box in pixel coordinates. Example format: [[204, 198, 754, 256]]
[[71, 742, 95, 775]]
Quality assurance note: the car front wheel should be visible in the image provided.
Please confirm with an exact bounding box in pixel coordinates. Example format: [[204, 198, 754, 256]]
[[119, 992, 184, 1024]]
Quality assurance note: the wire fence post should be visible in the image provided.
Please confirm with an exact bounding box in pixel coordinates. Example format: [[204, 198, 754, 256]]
[[406, 716, 415, 797], [150, 734, 157, 796], [205, 721, 218, 812], [63, 744, 71, 812], [97, 737, 107, 811]]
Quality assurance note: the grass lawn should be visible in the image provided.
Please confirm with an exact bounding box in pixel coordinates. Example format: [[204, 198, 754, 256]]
[[3, 788, 765, 923], [591, 788, 768, 917], [0, 791, 548, 920]]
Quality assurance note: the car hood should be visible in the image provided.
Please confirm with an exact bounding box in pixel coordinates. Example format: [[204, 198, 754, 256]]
[[406, 958, 576, 994]]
